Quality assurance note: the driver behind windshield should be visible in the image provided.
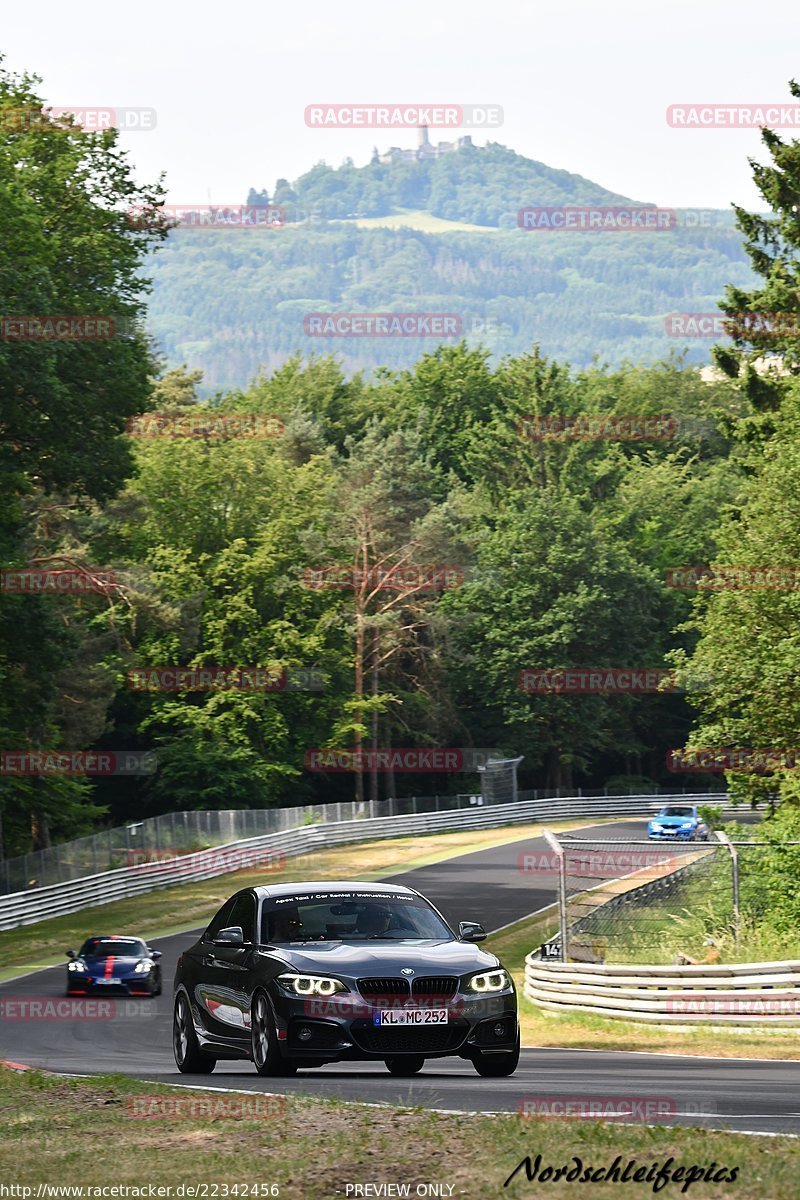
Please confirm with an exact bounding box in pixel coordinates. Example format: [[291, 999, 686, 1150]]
[[355, 906, 392, 938], [268, 908, 303, 942]]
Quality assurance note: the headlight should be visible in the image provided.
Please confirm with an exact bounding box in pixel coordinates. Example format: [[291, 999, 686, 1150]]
[[650, 823, 661, 831], [467, 969, 510, 993], [134, 960, 154, 973], [67, 961, 86, 972], [276, 973, 348, 996], [680, 822, 694, 829]]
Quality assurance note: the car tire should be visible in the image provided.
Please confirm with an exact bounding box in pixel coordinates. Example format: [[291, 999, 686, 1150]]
[[154, 977, 163, 996], [472, 1029, 520, 1077], [251, 990, 297, 1077], [173, 993, 216, 1074], [384, 1056, 425, 1076]]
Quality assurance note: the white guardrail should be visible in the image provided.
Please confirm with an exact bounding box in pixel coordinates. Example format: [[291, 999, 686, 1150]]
[[0, 793, 727, 931], [523, 958, 800, 1026]]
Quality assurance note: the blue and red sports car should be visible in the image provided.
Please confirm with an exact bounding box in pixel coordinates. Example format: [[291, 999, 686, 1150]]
[[65, 935, 162, 996]]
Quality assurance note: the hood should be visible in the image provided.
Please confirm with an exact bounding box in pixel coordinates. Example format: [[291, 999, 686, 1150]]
[[82, 955, 146, 975], [261, 938, 499, 976]]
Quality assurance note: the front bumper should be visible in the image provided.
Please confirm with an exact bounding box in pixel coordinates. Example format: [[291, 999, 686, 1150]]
[[67, 975, 156, 996], [648, 828, 695, 840], [270, 990, 518, 1062]]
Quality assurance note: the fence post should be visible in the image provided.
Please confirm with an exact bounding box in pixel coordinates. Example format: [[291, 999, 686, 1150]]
[[715, 830, 740, 945], [543, 828, 568, 963]]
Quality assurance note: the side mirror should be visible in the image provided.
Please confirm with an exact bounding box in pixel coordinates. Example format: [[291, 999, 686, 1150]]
[[214, 925, 244, 947], [459, 921, 486, 943], [149, 949, 163, 960], [65, 949, 76, 959]]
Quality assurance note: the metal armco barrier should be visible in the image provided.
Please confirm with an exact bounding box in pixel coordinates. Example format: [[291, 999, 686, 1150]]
[[524, 957, 800, 1025], [0, 793, 728, 931]]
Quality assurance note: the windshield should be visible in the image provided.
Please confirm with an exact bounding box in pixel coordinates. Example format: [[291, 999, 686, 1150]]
[[659, 808, 693, 818], [79, 937, 147, 958], [261, 890, 452, 943]]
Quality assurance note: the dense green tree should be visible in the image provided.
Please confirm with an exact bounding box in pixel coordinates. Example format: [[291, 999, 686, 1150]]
[[713, 79, 800, 432], [0, 63, 167, 853]]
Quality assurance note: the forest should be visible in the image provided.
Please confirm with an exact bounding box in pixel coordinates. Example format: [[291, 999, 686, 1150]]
[[4, 66, 800, 870]]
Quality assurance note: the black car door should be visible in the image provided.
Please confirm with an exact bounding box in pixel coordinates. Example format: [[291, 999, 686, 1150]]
[[201, 890, 258, 1040], [194, 896, 239, 1035]]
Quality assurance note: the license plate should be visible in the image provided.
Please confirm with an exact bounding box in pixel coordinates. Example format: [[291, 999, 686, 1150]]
[[95, 978, 116, 984], [375, 1008, 448, 1026]]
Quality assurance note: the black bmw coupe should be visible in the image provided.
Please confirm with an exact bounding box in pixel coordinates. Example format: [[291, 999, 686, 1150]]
[[173, 881, 519, 1077]]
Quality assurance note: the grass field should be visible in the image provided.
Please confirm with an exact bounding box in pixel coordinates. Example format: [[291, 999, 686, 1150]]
[[486, 917, 800, 1060], [0, 1064, 793, 1199], [349, 208, 502, 233]]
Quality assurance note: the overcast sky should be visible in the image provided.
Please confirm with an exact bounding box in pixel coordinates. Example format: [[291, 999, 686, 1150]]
[[3, 0, 798, 210]]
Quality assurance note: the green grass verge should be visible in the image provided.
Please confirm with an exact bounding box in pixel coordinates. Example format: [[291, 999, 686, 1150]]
[[0, 1065, 795, 1199], [486, 915, 800, 1060], [575, 858, 800, 965]]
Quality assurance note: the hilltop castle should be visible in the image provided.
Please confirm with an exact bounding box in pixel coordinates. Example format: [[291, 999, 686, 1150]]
[[373, 124, 474, 166]]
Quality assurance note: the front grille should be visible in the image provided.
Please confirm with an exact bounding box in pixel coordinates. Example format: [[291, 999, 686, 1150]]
[[412, 976, 458, 999], [358, 977, 410, 997], [351, 1021, 468, 1055]]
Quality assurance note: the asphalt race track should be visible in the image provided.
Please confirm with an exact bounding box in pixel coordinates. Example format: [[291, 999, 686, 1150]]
[[4, 813, 799, 1135]]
